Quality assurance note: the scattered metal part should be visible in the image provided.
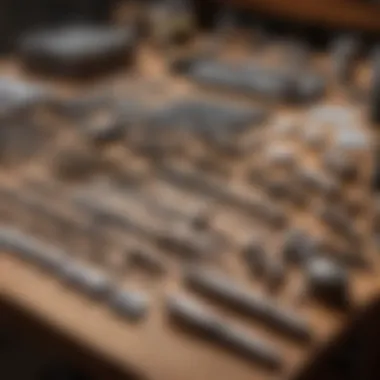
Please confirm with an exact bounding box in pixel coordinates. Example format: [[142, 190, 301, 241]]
[[147, 99, 266, 141], [184, 268, 312, 342], [305, 257, 350, 310], [160, 165, 286, 227], [0, 227, 65, 272], [283, 230, 317, 266], [0, 77, 53, 117], [334, 127, 370, 152], [128, 248, 166, 276], [18, 25, 137, 78], [242, 240, 266, 277], [156, 229, 220, 261], [73, 193, 150, 238], [311, 102, 355, 121], [167, 294, 283, 370], [182, 59, 325, 102], [108, 289, 149, 321], [60, 261, 112, 299], [307, 105, 358, 138], [2, 190, 83, 250]]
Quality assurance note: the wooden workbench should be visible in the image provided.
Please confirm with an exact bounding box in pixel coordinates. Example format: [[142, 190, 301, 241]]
[[0, 35, 378, 380]]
